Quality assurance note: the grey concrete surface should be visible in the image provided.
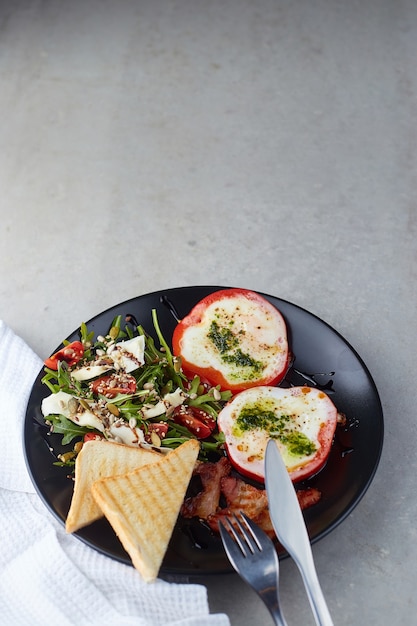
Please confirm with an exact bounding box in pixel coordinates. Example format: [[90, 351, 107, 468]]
[[1, 1, 416, 624]]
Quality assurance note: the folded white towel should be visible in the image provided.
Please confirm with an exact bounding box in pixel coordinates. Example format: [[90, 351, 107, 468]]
[[0, 321, 230, 626]]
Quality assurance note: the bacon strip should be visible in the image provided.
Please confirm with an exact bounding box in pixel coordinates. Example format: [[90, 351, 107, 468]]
[[208, 476, 275, 536], [181, 456, 321, 538], [181, 456, 231, 519]]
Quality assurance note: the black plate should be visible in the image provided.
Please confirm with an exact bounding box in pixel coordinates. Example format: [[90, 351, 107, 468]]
[[24, 286, 384, 577]]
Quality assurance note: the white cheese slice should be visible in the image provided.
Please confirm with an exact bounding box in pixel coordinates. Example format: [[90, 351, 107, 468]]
[[108, 422, 145, 446], [139, 388, 186, 419], [41, 390, 104, 432], [70, 335, 145, 381], [72, 410, 105, 432], [163, 387, 187, 408], [41, 390, 76, 418], [107, 335, 145, 372], [71, 364, 112, 382], [141, 401, 166, 419]]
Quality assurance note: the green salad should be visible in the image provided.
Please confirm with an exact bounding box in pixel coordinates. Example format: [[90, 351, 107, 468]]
[[41, 310, 231, 467]]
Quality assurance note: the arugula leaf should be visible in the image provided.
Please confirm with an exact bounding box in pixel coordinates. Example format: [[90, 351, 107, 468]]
[[79, 322, 95, 358], [47, 414, 90, 445], [41, 361, 85, 396]]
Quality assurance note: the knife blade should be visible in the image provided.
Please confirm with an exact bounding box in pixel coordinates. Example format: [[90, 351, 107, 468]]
[[265, 439, 334, 626]]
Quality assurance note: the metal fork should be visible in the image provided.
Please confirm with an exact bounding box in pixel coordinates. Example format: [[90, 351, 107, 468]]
[[219, 512, 288, 626]]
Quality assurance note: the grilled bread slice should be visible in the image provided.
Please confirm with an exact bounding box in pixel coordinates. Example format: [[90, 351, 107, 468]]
[[91, 438, 200, 582], [66, 438, 162, 534]]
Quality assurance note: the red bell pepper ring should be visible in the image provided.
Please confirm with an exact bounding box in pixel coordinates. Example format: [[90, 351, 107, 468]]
[[172, 288, 289, 393], [217, 385, 338, 484]]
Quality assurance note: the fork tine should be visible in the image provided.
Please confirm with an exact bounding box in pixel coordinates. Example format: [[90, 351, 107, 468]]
[[219, 518, 247, 565], [220, 511, 266, 556], [228, 512, 259, 556], [237, 512, 263, 552], [225, 514, 250, 555], [239, 512, 275, 551]]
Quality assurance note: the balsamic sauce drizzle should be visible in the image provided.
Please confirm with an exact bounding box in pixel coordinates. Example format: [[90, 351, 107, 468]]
[[289, 367, 335, 392], [160, 295, 181, 322], [125, 313, 139, 327]]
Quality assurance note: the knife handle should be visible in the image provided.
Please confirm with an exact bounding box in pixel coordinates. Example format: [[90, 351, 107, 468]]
[[295, 550, 333, 626], [265, 441, 334, 626]]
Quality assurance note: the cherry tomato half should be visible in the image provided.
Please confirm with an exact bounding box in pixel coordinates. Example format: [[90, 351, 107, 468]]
[[145, 422, 169, 444], [90, 373, 137, 398], [83, 432, 103, 442], [171, 405, 216, 439], [44, 341, 84, 370]]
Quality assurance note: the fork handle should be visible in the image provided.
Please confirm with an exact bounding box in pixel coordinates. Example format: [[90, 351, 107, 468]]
[[269, 605, 288, 626], [260, 589, 288, 626]]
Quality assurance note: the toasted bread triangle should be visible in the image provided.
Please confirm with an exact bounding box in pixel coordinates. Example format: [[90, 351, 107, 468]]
[[91, 439, 200, 582], [66, 439, 162, 534]]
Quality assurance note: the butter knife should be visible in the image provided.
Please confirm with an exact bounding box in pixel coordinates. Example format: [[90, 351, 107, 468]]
[[265, 440, 334, 626]]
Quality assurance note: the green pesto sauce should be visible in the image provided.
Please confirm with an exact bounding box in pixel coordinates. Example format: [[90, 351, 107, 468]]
[[280, 431, 316, 457], [207, 320, 264, 375], [207, 320, 238, 353], [233, 402, 316, 457]]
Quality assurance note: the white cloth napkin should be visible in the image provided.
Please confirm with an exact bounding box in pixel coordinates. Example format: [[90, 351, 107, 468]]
[[0, 321, 230, 626]]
